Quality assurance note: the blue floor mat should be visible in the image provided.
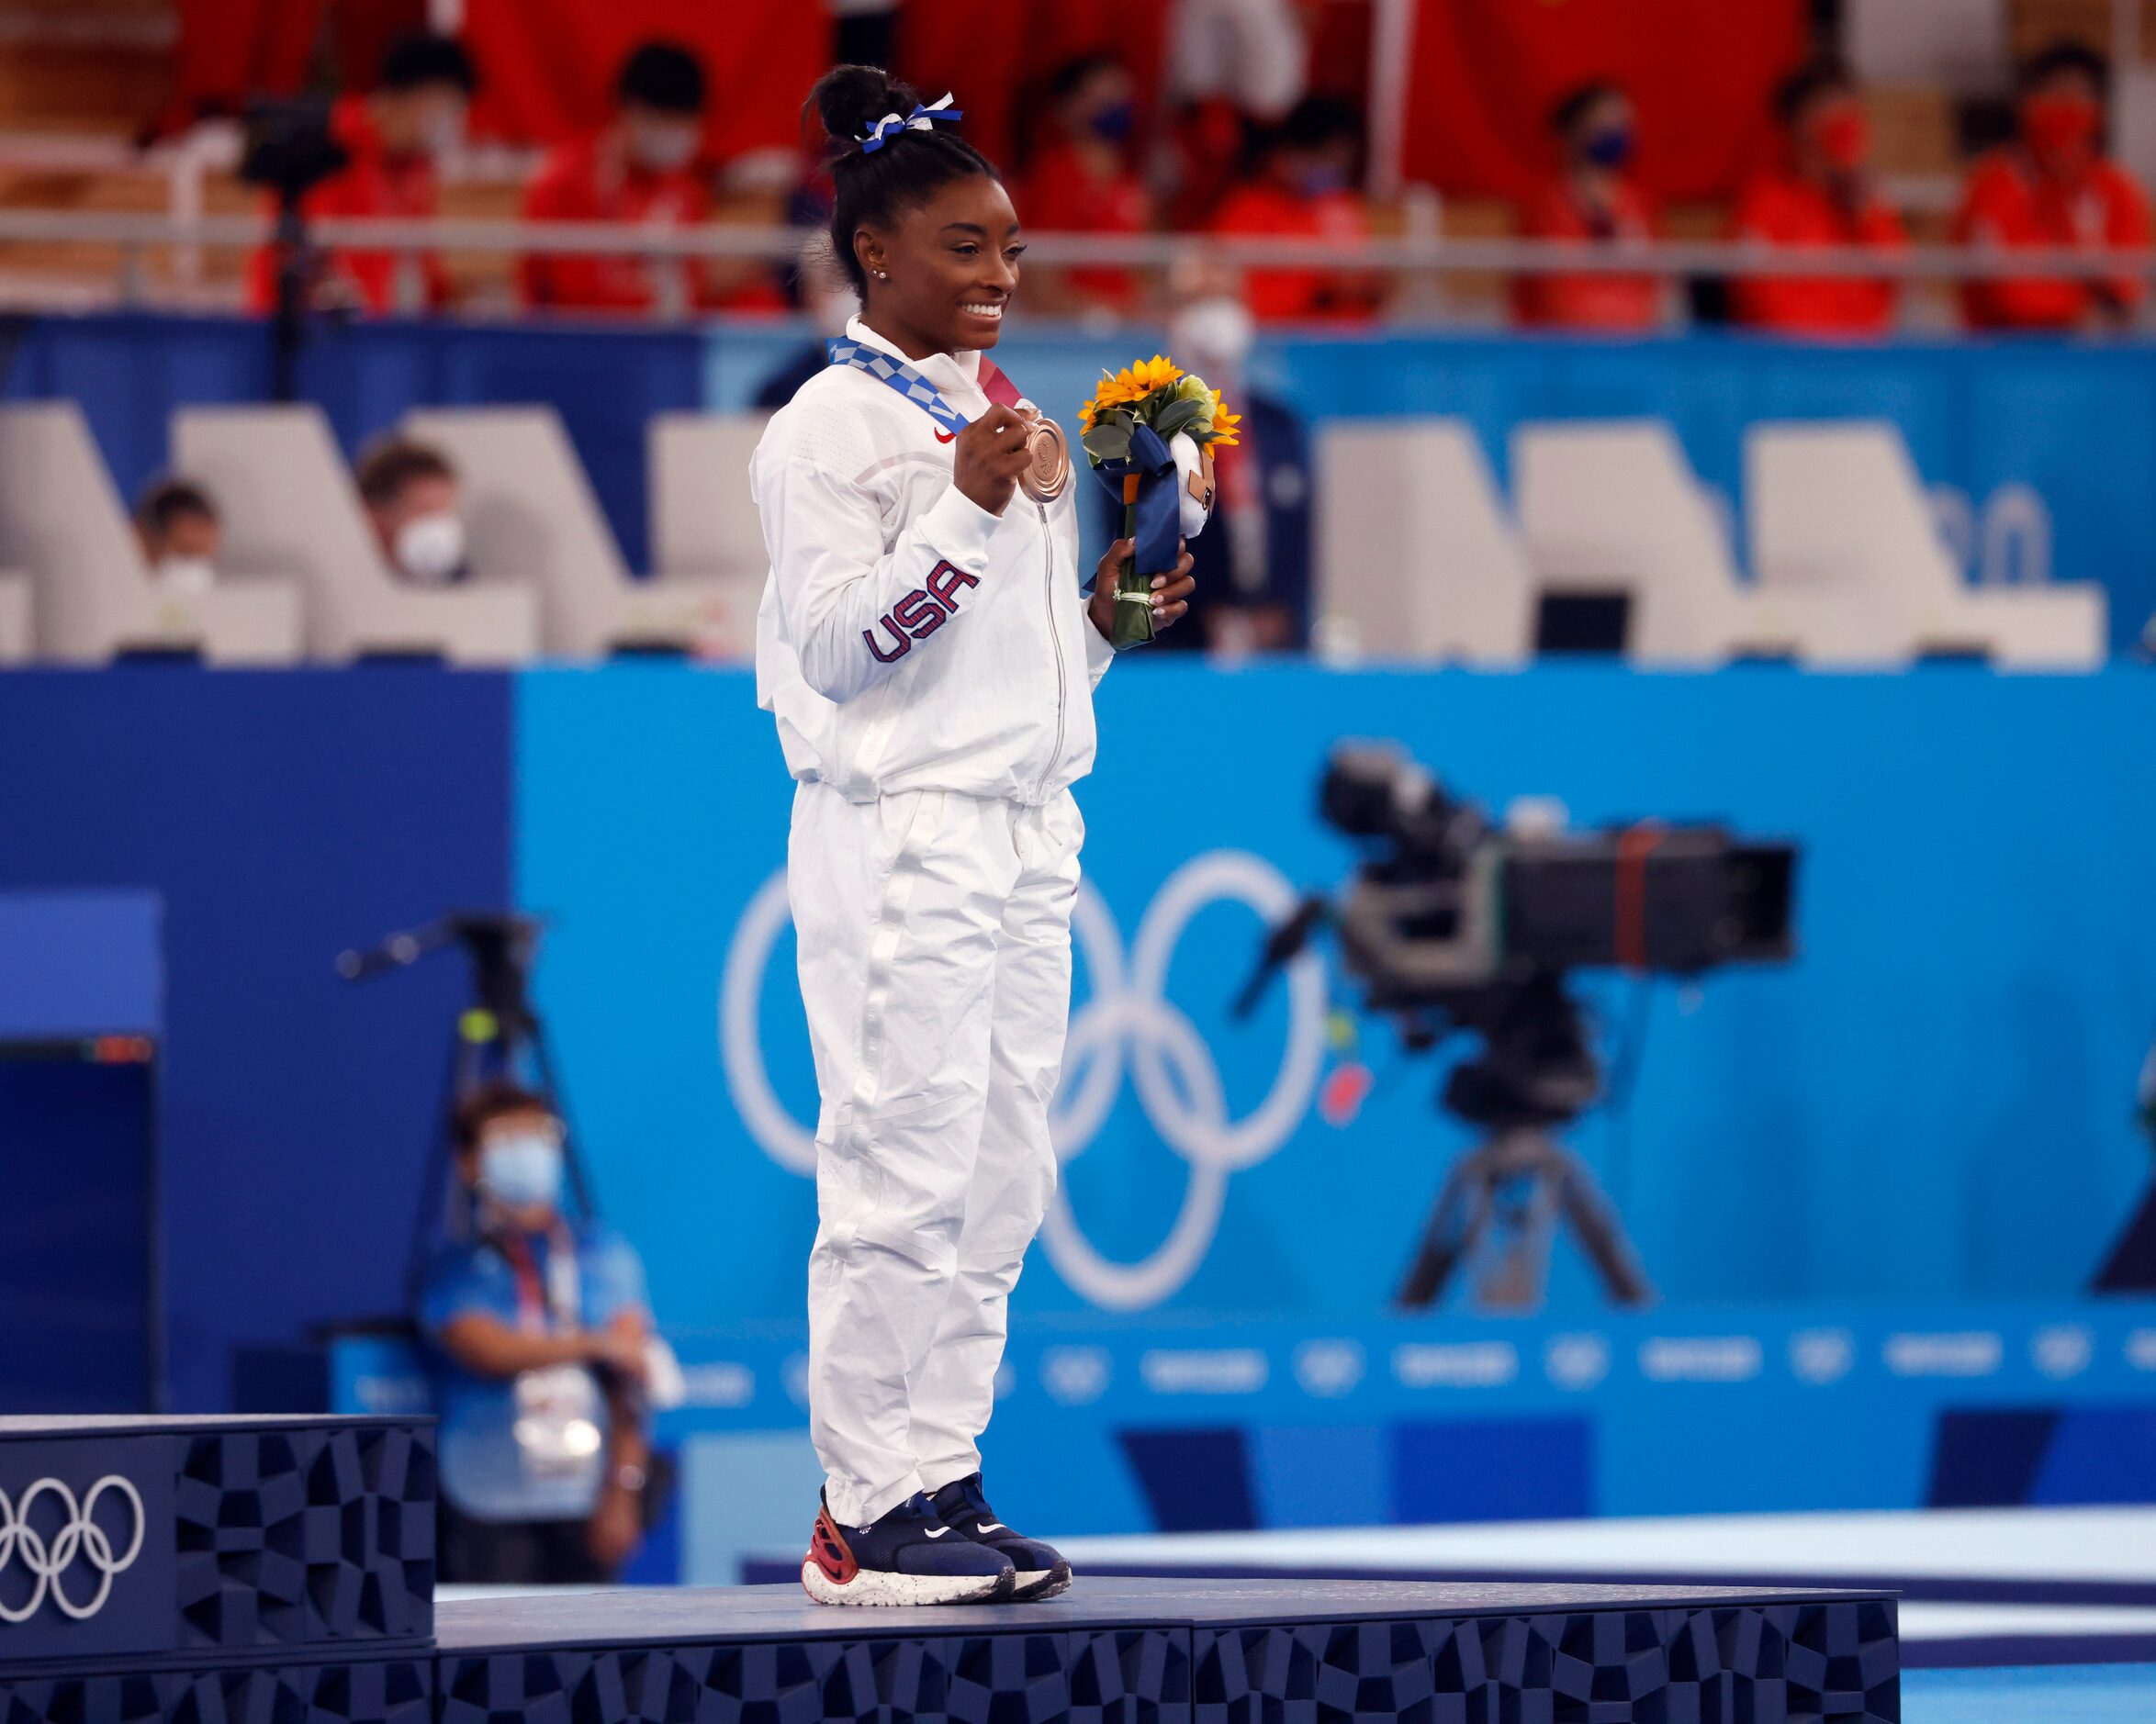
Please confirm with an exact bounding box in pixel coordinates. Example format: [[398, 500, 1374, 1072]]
[[1907, 1664, 2156, 1722]]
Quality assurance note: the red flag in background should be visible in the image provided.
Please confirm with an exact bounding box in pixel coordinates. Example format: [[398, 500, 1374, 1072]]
[[174, 0, 325, 112], [1403, 0, 1809, 202], [462, 0, 827, 157], [893, 0, 1168, 176]]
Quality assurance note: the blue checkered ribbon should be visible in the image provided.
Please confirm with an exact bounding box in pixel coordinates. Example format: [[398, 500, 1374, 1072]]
[[827, 339, 973, 434]]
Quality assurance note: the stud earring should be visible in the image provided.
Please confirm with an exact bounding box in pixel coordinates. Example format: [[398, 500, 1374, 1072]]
[[872, 268, 890, 281]]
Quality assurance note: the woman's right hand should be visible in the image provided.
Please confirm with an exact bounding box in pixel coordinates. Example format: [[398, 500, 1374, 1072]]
[[953, 404, 1033, 516]]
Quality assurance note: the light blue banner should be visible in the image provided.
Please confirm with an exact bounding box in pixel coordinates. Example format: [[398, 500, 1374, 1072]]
[[513, 663, 2156, 1339], [336, 1295, 2156, 1562]]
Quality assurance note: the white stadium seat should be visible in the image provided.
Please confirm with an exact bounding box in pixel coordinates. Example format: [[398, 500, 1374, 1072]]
[[0, 401, 302, 665], [405, 407, 749, 660], [0, 571, 29, 664], [1315, 417, 1534, 664], [1746, 421, 2106, 669], [647, 411, 771, 662], [173, 405, 539, 666], [1511, 420, 1899, 666], [1516, 420, 1738, 666]]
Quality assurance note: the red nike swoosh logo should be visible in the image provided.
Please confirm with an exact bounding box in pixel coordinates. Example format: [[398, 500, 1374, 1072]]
[[934, 429, 957, 443]]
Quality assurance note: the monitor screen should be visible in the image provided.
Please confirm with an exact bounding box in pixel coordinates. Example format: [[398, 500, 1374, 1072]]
[[0, 1036, 157, 1413]]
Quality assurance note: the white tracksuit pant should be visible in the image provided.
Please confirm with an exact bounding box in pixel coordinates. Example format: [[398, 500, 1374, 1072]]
[[789, 778, 1082, 1527]]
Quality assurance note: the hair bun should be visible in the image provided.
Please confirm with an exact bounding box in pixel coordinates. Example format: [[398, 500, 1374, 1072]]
[[808, 63, 922, 156]]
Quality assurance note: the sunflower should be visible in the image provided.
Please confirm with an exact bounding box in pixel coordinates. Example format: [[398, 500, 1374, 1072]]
[[1082, 353, 1184, 430], [1206, 389, 1242, 448]]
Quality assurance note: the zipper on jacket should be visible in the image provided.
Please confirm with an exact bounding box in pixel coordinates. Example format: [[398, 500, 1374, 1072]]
[[1035, 500, 1067, 803]]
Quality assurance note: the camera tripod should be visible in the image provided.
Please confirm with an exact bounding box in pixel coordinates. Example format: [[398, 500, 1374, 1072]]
[[337, 911, 596, 1310], [1397, 1121, 1651, 1310], [1241, 910, 1656, 1314], [1395, 971, 1653, 1312]]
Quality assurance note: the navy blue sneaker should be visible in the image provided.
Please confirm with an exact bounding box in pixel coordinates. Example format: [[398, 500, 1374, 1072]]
[[802, 1490, 1015, 1606], [928, 1473, 1072, 1601]]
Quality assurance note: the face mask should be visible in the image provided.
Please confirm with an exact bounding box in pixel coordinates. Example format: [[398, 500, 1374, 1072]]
[[153, 554, 216, 593], [421, 106, 465, 161], [478, 1132, 564, 1212], [1579, 127, 1634, 171], [2023, 94, 2100, 162], [630, 124, 700, 173], [393, 511, 466, 585], [1168, 296, 1256, 380], [1088, 101, 1135, 145], [1815, 107, 1870, 173]]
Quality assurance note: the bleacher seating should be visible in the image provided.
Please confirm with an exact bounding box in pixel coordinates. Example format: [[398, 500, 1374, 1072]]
[[1314, 417, 1534, 664], [0, 567, 29, 661], [1746, 420, 2106, 668], [647, 411, 772, 659], [1511, 420, 1912, 667], [172, 403, 540, 664], [404, 406, 753, 659], [0, 399, 300, 662], [1309, 412, 2115, 669]]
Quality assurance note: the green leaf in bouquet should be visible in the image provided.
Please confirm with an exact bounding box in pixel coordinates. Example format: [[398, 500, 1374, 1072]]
[[1081, 421, 1132, 464], [1151, 396, 1206, 441]]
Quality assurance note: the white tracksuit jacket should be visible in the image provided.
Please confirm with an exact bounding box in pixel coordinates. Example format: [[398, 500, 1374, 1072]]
[[753, 317, 1111, 1526]]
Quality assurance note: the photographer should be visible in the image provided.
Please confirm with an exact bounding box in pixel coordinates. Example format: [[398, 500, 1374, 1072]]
[[419, 1083, 655, 1584]]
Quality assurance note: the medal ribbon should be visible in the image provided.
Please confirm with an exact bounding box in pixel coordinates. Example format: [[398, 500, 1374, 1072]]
[[825, 337, 1027, 428]]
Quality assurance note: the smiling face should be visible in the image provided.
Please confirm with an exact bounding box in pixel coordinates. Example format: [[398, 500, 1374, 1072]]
[[856, 173, 1024, 356]]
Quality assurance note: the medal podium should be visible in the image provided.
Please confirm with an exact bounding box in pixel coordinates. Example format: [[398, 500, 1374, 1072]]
[[0, 1415, 436, 1723], [3, 1415, 1901, 1722]]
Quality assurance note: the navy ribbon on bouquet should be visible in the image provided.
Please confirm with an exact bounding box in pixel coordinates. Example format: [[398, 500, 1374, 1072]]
[[1090, 420, 1181, 577]]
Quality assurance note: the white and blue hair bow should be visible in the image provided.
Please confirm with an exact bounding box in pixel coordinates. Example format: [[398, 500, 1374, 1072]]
[[859, 93, 963, 153]]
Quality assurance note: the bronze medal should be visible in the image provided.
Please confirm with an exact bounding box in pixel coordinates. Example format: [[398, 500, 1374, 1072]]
[[1017, 408, 1072, 504]]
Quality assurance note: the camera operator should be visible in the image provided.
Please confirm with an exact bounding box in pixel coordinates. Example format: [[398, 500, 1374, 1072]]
[[419, 1083, 655, 1584]]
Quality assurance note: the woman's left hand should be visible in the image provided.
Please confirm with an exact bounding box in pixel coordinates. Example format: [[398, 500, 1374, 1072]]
[[1088, 538, 1197, 644]]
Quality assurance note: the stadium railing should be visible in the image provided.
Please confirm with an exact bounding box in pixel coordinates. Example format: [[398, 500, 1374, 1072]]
[[0, 209, 2153, 316]]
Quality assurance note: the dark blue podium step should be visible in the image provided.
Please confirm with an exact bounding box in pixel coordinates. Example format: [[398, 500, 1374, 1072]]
[[4, 1416, 1900, 1722], [1, 1415, 437, 1723], [434, 1576, 1902, 1724]]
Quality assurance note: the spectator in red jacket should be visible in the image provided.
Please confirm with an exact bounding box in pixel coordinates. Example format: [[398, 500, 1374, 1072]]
[[1954, 41, 2152, 331], [246, 31, 476, 317], [521, 40, 727, 318], [1729, 59, 1906, 336], [1513, 82, 1662, 332], [1209, 95, 1383, 323], [1016, 53, 1153, 316]]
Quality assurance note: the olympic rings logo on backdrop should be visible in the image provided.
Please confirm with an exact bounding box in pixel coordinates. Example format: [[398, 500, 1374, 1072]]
[[720, 851, 1328, 1309], [0, 1476, 145, 1623]]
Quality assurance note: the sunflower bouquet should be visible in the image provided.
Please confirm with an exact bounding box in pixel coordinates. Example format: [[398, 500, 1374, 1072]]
[[1079, 355, 1241, 649]]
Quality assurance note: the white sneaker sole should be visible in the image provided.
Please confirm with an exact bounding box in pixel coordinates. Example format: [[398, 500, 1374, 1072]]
[[800, 1560, 1016, 1607], [1010, 1564, 1072, 1602]]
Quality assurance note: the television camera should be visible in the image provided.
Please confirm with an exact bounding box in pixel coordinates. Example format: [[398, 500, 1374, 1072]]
[[1238, 742, 1799, 1312]]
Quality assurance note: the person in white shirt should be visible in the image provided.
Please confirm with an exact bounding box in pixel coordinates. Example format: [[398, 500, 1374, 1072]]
[[755, 63, 1195, 1607]]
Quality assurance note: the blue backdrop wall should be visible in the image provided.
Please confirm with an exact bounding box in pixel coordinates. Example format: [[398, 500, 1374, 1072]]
[[3, 666, 2153, 1408], [0, 669, 512, 1410], [518, 663, 2156, 1336], [5, 313, 2153, 644]]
